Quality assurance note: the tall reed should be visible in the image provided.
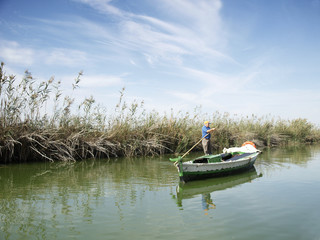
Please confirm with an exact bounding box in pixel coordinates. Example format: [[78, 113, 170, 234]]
[[1, 62, 320, 163]]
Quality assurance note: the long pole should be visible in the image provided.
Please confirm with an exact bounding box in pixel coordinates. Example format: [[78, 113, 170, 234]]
[[180, 133, 209, 160]]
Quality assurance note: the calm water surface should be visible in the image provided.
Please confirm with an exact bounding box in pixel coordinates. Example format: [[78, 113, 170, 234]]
[[1, 145, 320, 240]]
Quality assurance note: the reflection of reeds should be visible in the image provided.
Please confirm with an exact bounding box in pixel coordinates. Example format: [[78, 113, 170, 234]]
[[1, 62, 320, 163]]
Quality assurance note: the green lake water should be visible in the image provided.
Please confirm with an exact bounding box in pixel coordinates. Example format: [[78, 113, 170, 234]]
[[1, 145, 320, 240]]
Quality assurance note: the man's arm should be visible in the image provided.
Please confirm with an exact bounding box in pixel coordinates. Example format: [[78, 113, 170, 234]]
[[207, 128, 216, 133]]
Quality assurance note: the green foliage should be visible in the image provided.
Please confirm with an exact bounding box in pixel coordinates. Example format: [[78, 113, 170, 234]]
[[1, 62, 320, 163]]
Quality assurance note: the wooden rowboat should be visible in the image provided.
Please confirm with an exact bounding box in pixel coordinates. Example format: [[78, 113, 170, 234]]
[[171, 143, 261, 182]]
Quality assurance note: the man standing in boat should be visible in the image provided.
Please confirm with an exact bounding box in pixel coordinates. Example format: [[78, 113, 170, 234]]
[[202, 121, 216, 155]]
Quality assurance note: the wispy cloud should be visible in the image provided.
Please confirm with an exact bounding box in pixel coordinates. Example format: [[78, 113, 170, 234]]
[[72, 0, 233, 67], [74, 0, 124, 17], [159, 0, 223, 41], [1, 0, 234, 72]]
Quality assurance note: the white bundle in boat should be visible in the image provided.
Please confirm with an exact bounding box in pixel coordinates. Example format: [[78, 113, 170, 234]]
[[223, 144, 259, 154]]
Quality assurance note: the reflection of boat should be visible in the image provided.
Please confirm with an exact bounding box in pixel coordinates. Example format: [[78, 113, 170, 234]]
[[175, 168, 261, 207], [172, 143, 261, 182]]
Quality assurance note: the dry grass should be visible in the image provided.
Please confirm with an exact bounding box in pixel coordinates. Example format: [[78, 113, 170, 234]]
[[1, 62, 320, 163]]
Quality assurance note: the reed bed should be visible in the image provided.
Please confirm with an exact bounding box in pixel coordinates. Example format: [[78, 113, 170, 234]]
[[1, 62, 320, 163]]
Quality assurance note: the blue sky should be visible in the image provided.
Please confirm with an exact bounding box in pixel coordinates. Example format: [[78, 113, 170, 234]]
[[1, 0, 320, 124]]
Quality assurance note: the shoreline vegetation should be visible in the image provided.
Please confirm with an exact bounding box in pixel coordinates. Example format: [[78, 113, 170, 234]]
[[1, 62, 320, 164]]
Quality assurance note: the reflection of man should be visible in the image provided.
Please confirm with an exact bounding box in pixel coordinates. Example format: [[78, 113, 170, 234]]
[[201, 193, 216, 215], [202, 121, 216, 155]]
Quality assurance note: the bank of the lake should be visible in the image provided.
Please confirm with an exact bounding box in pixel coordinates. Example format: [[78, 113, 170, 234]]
[[1, 62, 320, 163], [1, 145, 320, 240]]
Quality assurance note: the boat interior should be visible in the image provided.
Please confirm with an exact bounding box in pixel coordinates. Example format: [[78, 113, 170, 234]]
[[192, 152, 252, 163]]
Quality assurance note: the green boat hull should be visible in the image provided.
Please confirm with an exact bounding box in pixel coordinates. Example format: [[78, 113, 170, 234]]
[[176, 152, 260, 182]]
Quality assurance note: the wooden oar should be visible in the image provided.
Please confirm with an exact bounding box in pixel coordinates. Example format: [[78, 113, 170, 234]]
[[169, 133, 210, 162]]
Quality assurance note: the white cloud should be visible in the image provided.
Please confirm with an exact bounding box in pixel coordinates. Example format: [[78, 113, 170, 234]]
[[168, 90, 198, 102], [183, 67, 226, 90], [202, 87, 320, 124], [44, 48, 87, 66], [166, 86, 320, 124], [0, 39, 89, 69], [81, 74, 124, 88], [0, 41, 34, 65]]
